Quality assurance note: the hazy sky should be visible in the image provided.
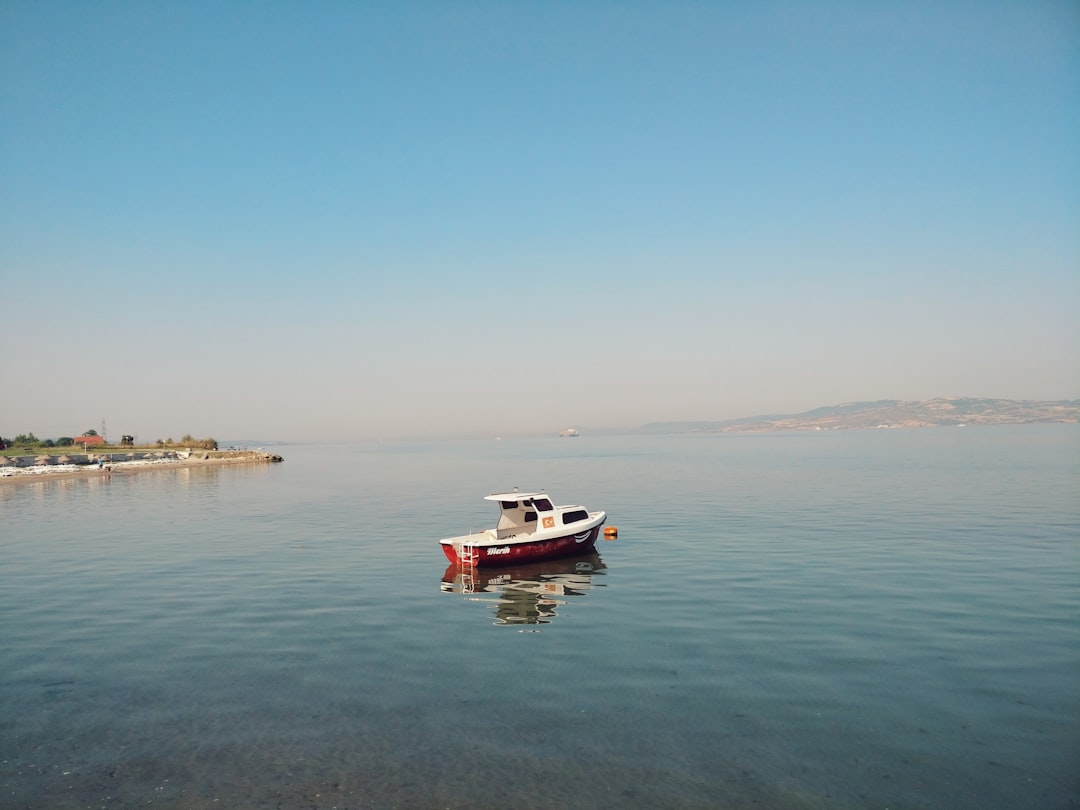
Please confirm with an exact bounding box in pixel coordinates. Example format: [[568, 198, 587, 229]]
[[2, 1, 1077, 442]]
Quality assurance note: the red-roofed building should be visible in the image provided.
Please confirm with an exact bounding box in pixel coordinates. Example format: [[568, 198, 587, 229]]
[[77, 435, 106, 446]]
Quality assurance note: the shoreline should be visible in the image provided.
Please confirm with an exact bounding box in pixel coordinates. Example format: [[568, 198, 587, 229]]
[[0, 451, 283, 485]]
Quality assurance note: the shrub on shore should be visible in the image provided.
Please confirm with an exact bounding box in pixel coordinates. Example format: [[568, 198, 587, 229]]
[[2, 432, 219, 454]]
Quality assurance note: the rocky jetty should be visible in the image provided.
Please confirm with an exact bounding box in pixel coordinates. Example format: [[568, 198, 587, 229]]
[[0, 449, 283, 483]]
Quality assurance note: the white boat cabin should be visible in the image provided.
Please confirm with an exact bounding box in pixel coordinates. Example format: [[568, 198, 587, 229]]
[[485, 491, 593, 540]]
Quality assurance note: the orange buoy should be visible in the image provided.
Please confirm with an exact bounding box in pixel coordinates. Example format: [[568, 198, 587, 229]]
[[603, 526, 618, 540]]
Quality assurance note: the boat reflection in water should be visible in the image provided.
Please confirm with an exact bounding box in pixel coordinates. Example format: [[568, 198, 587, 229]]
[[440, 553, 607, 627]]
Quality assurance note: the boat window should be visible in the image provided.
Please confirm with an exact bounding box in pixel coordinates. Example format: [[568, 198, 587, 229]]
[[500, 501, 518, 510], [532, 498, 553, 511], [524, 512, 537, 522], [562, 509, 589, 525]]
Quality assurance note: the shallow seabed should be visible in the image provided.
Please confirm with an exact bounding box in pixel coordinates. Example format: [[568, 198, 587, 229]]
[[2, 427, 1078, 809]]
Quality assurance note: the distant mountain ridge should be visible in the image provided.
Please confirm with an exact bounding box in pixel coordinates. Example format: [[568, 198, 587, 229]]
[[641, 398, 1080, 434]]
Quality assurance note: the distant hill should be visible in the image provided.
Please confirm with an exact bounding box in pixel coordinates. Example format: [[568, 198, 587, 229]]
[[641, 398, 1080, 434]]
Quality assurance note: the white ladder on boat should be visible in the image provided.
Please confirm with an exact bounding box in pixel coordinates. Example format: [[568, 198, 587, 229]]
[[455, 538, 480, 568]]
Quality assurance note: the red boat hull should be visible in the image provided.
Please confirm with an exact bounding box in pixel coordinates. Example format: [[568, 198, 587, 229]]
[[441, 524, 603, 567]]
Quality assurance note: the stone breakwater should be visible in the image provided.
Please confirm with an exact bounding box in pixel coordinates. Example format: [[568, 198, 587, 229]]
[[0, 450, 284, 481]]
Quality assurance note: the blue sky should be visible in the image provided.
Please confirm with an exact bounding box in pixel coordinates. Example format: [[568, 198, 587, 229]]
[[2, 1, 1077, 442]]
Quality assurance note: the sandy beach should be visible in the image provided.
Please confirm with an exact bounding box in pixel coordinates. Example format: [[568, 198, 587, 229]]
[[0, 451, 283, 485]]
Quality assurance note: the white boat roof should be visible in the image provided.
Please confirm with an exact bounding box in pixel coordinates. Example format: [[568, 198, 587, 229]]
[[485, 491, 545, 502]]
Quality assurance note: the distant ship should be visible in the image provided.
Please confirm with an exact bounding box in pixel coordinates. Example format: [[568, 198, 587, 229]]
[[560, 428, 580, 438]]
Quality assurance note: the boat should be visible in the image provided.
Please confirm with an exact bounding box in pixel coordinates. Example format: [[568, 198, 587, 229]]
[[440, 489, 606, 567], [560, 427, 580, 437]]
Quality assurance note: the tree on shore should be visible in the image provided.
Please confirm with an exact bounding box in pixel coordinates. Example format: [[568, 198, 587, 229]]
[[153, 435, 218, 450], [179, 434, 218, 450], [1, 432, 218, 452]]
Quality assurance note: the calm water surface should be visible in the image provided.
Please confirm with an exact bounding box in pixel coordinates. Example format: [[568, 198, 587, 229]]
[[2, 427, 1078, 809]]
